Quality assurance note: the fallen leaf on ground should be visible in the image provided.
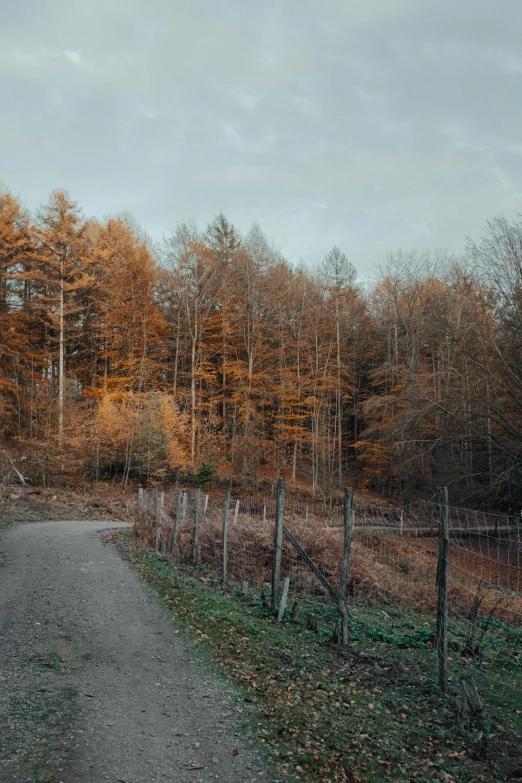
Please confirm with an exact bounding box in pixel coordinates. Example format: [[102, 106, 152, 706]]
[[232, 748, 239, 756]]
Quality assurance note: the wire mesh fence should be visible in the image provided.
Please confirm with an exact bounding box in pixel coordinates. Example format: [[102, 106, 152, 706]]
[[135, 483, 522, 736]]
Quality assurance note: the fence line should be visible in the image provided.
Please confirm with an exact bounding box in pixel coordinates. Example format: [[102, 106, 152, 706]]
[[135, 483, 522, 736]]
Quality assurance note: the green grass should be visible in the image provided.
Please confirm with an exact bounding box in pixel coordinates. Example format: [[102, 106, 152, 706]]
[[0, 498, 54, 532], [119, 530, 522, 783], [0, 504, 17, 533], [341, 601, 522, 737], [25, 650, 73, 674]]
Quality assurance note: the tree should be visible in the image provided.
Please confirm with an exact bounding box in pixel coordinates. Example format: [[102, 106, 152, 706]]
[[163, 221, 223, 467], [466, 216, 522, 502], [0, 190, 34, 442], [320, 247, 357, 487], [205, 212, 240, 448], [34, 190, 91, 444]]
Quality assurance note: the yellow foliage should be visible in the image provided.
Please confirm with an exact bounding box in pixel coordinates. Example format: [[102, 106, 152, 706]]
[[95, 392, 190, 476]]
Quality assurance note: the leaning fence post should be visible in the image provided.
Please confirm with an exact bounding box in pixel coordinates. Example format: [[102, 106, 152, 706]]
[[436, 486, 450, 695], [170, 489, 183, 554], [193, 488, 201, 565], [222, 489, 231, 584], [272, 477, 285, 610], [339, 487, 354, 644]]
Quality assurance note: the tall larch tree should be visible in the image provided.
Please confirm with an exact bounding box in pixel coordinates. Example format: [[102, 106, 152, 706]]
[[34, 190, 91, 445]]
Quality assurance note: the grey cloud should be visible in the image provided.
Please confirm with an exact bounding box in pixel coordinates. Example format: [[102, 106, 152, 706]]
[[0, 0, 521, 277]]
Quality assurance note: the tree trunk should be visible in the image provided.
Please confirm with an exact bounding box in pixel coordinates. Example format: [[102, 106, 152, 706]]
[[58, 259, 64, 444], [336, 294, 342, 487], [190, 335, 197, 467]]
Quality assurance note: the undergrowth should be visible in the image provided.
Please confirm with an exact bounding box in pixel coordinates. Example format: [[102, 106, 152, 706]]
[[117, 530, 522, 783]]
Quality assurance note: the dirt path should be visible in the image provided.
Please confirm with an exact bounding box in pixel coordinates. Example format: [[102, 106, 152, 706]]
[[0, 521, 272, 782]]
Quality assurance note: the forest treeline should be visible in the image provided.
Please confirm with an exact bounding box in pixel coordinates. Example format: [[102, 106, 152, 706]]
[[1, 187, 522, 506]]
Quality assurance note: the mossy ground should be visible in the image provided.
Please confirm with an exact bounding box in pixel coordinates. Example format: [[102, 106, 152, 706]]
[[118, 529, 522, 783]]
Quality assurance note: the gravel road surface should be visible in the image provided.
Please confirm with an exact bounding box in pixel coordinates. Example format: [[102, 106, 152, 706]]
[[0, 521, 273, 782]]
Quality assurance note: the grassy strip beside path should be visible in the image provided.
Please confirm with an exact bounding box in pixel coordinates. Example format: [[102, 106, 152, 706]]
[[118, 530, 521, 783]]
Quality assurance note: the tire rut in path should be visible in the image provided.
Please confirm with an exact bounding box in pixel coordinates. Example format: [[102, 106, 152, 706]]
[[0, 521, 273, 782]]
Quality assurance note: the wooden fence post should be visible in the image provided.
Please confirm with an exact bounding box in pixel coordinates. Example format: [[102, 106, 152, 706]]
[[138, 488, 148, 535], [277, 576, 290, 622], [222, 489, 231, 584], [436, 486, 450, 695], [272, 477, 285, 610], [193, 488, 201, 565], [339, 487, 354, 644], [170, 489, 183, 554], [159, 490, 166, 548], [153, 490, 162, 550], [138, 487, 144, 526], [181, 491, 187, 523], [234, 499, 240, 523]]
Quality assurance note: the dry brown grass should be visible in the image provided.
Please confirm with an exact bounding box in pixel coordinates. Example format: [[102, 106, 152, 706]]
[[0, 482, 137, 524], [139, 507, 522, 625]]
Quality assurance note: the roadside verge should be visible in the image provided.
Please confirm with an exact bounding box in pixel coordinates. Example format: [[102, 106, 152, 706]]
[[115, 529, 521, 783]]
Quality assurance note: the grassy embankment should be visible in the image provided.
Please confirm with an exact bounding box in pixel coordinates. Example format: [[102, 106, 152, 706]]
[[118, 529, 522, 783]]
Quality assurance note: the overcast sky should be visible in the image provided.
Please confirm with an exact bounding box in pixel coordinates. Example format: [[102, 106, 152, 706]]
[[1, 0, 521, 277]]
